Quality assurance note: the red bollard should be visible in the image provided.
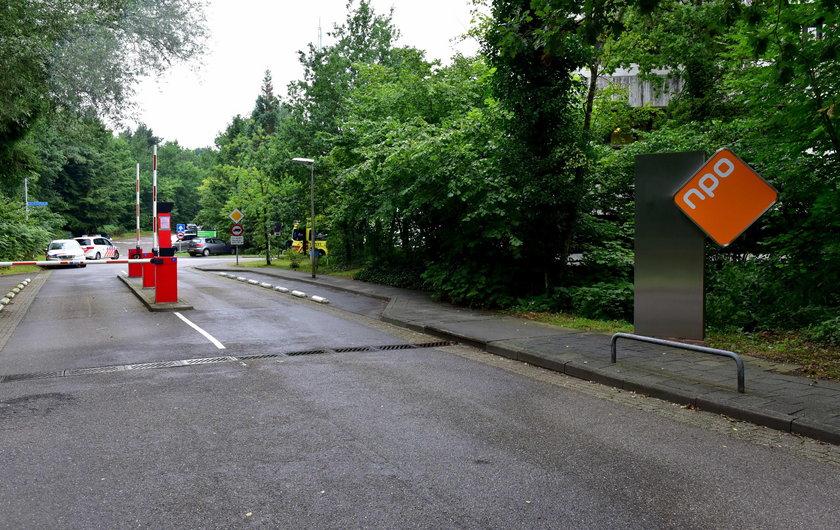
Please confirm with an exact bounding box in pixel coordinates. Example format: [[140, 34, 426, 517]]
[[142, 252, 155, 288], [128, 247, 143, 278], [154, 251, 178, 303]]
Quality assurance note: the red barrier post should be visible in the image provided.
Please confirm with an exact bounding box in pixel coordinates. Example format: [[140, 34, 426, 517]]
[[128, 247, 143, 277], [154, 254, 178, 303], [142, 252, 155, 288], [157, 201, 174, 252]]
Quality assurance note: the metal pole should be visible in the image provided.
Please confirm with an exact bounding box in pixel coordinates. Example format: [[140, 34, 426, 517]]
[[152, 145, 158, 253], [310, 163, 316, 279], [135, 163, 141, 249], [24, 178, 29, 219]]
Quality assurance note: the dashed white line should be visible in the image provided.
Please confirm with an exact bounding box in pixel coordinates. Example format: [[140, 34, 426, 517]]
[[174, 312, 226, 349]]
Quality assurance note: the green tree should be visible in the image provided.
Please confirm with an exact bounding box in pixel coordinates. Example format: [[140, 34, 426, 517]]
[[0, 0, 207, 184], [287, 0, 400, 155]]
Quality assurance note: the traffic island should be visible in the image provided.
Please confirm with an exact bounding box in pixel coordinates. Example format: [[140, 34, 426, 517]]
[[118, 273, 193, 312]]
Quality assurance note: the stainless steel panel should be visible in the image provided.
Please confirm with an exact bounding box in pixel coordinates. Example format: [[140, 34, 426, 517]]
[[634, 152, 706, 341]]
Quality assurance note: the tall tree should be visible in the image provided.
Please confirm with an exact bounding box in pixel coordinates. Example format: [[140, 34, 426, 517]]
[[0, 0, 207, 187], [287, 0, 400, 154]]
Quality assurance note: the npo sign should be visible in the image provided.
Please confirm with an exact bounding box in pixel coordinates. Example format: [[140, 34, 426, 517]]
[[674, 149, 777, 246]]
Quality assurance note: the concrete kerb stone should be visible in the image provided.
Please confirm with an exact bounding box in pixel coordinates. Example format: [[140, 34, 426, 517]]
[[696, 395, 795, 433], [116, 274, 193, 312], [791, 418, 840, 446], [213, 271, 331, 304], [198, 266, 393, 302]]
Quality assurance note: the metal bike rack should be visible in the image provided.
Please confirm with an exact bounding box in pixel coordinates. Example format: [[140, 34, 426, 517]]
[[611, 332, 745, 393]]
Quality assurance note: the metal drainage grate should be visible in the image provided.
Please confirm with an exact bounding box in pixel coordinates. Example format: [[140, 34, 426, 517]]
[[1, 371, 65, 382], [378, 344, 418, 351], [65, 366, 124, 376], [0, 341, 459, 384], [236, 353, 285, 361], [127, 361, 185, 370], [333, 346, 373, 353], [414, 341, 456, 349], [184, 356, 236, 365], [285, 349, 328, 357]]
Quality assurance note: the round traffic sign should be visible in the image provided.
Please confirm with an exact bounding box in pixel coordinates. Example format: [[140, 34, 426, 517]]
[[230, 224, 244, 236], [176, 231, 185, 240]]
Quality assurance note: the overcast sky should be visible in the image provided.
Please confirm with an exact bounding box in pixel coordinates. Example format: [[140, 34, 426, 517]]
[[131, 0, 480, 149]]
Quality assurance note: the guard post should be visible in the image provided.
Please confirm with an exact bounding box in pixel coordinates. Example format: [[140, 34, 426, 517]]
[[128, 247, 143, 278], [153, 247, 178, 303], [157, 201, 174, 251], [142, 252, 155, 288]]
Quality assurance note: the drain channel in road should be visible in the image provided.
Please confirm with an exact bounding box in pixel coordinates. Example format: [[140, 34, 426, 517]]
[[0, 341, 456, 383]]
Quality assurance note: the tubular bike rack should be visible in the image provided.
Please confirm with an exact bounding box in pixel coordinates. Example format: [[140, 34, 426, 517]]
[[611, 332, 745, 393]]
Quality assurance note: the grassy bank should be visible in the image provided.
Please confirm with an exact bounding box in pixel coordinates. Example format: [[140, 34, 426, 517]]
[[233, 255, 360, 278], [0, 265, 42, 275]]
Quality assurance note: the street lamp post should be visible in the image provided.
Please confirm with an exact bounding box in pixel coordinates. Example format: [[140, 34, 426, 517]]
[[291, 157, 317, 278]]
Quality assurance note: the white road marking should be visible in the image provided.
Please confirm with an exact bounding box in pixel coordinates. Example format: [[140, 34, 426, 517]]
[[174, 312, 226, 349]]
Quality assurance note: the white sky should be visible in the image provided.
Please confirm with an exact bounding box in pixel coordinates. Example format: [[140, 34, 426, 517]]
[[131, 0, 480, 149]]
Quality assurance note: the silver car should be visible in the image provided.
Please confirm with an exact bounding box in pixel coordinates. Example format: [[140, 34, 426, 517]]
[[45, 239, 87, 267]]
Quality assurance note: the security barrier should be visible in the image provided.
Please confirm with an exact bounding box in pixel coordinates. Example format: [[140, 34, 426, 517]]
[[0, 257, 178, 306]]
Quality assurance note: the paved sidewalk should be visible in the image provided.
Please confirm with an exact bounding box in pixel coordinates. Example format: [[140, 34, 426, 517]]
[[0, 271, 48, 352], [200, 265, 840, 445]]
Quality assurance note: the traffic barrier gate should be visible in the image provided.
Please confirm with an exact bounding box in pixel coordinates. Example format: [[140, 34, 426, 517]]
[[0, 257, 179, 305]]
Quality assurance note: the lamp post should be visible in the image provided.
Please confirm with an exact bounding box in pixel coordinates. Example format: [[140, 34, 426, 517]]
[[291, 157, 317, 278]]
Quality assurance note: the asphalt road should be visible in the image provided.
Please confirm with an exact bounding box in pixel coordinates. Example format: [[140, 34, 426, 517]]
[[1, 256, 838, 528]]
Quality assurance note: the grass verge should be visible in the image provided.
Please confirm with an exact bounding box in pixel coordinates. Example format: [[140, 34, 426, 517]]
[[233, 256, 361, 278], [0, 265, 42, 275]]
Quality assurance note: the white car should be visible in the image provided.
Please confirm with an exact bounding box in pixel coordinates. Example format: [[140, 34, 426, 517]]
[[74, 236, 120, 260], [45, 239, 86, 267]]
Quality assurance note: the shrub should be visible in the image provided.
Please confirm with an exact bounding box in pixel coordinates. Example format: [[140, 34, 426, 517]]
[[567, 282, 634, 321], [806, 317, 840, 347], [285, 248, 303, 269]]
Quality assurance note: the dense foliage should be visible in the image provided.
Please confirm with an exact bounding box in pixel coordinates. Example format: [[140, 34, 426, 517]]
[[2, 0, 836, 341]]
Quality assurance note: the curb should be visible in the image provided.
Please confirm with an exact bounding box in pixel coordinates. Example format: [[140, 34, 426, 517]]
[[212, 271, 331, 304], [117, 274, 193, 312], [197, 266, 392, 301]]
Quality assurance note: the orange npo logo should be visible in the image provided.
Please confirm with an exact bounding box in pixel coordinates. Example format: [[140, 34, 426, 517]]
[[674, 149, 778, 247]]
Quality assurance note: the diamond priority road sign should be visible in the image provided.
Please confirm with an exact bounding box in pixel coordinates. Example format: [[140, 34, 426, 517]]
[[229, 208, 244, 223], [674, 148, 778, 247]]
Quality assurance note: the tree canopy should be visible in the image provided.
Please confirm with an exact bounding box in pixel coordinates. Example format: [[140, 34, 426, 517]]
[[3, 0, 837, 344]]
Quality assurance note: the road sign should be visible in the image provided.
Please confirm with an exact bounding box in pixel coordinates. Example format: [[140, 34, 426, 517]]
[[230, 224, 244, 237], [197, 230, 216, 237], [674, 148, 777, 247], [230, 235, 244, 245], [27, 202, 48, 206], [176, 223, 186, 232], [176, 231, 185, 240], [229, 209, 244, 223]]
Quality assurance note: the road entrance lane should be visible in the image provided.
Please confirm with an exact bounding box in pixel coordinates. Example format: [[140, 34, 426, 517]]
[[0, 261, 411, 374], [0, 344, 837, 528]]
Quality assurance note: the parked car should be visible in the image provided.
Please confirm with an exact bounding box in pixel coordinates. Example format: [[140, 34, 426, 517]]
[[45, 239, 86, 267], [171, 232, 198, 252], [83, 232, 111, 240], [74, 236, 120, 260], [187, 237, 231, 256]]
